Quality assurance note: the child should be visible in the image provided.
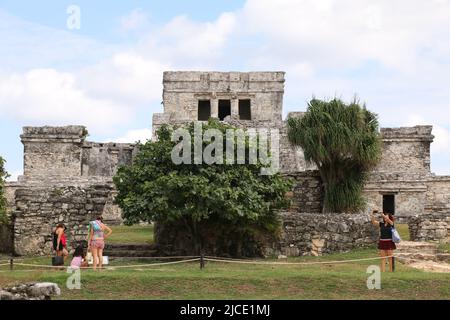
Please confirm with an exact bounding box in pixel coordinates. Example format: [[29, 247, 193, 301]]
[[70, 245, 88, 269]]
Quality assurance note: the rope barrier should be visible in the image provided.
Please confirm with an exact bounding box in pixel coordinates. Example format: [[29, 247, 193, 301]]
[[109, 255, 199, 260], [0, 254, 403, 272], [204, 255, 395, 266], [9, 258, 201, 270], [106, 258, 201, 269]]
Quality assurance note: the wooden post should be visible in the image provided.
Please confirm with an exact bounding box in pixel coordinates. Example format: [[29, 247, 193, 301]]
[[200, 253, 205, 270], [9, 258, 13, 271]]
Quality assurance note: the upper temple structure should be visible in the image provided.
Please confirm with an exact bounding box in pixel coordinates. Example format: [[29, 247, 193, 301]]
[[3, 71, 449, 256]]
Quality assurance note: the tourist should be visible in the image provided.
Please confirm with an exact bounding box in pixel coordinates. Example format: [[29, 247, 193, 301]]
[[53, 223, 69, 261], [87, 216, 112, 270], [70, 245, 88, 269], [371, 210, 396, 272]]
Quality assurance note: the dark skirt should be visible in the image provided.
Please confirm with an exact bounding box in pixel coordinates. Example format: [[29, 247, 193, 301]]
[[378, 239, 396, 250]]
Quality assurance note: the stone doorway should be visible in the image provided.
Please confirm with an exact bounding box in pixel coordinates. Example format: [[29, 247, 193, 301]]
[[383, 194, 395, 215]]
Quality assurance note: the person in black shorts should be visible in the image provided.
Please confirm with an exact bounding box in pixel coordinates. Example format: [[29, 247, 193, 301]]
[[371, 210, 396, 272]]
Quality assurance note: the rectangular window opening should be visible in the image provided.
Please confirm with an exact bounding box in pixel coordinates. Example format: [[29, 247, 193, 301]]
[[218, 100, 231, 121], [198, 100, 211, 121], [382, 194, 395, 215], [239, 99, 251, 120]]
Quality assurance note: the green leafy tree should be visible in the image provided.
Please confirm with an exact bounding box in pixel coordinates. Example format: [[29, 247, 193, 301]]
[[287, 98, 381, 213], [114, 119, 293, 255], [0, 156, 9, 224]]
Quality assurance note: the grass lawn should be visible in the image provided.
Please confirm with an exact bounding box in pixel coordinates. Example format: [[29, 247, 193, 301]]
[[107, 224, 154, 244], [439, 243, 450, 254], [396, 224, 410, 241], [0, 247, 449, 300]]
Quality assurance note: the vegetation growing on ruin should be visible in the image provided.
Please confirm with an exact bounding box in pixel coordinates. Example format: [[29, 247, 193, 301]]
[[287, 98, 382, 213], [0, 156, 9, 224], [113, 119, 293, 256]]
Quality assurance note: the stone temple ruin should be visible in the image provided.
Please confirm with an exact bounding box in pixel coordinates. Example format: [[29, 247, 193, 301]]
[[2, 71, 449, 256]]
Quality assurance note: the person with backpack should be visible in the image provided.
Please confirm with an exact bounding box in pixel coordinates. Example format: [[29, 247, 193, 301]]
[[87, 216, 112, 270], [371, 210, 399, 272]]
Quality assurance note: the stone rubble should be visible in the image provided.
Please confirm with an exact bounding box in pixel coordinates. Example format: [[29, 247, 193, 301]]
[[0, 282, 61, 300]]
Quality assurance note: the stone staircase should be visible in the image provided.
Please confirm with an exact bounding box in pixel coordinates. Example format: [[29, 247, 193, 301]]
[[395, 241, 450, 273], [103, 243, 158, 258]]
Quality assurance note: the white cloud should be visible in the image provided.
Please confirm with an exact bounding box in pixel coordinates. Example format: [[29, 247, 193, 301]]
[[241, 0, 450, 72], [120, 9, 148, 32], [0, 69, 132, 135], [109, 128, 152, 143], [0, 9, 113, 72], [136, 12, 237, 67], [79, 52, 169, 105]]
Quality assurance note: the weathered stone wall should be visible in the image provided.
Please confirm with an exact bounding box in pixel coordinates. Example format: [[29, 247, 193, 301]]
[[376, 126, 433, 175], [162, 71, 285, 122], [21, 126, 86, 178], [5, 182, 21, 213], [425, 176, 450, 213], [409, 213, 450, 243], [362, 126, 436, 219], [286, 171, 323, 213], [81, 142, 136, 177], [13, 184, 112, 256], [273, 212, 379, 256], [21, 126, 137, 181], [155, 211, 378, 257], [0, 224, 13, 254], [364, 176, 428, 218]]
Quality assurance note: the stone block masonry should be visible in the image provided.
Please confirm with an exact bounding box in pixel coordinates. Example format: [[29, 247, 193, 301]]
[[286, 171, 323, 213], [13, 184, 112, 255], [273, 212, 379, 256], [409, 213, 450, 243], [20, 126, 137, 182]]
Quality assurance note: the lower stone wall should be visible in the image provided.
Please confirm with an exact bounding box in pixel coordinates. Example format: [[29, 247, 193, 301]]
[[272, 212, 379, 256], [13, 184, 113, 256], [155, 211, 379, 257], [286, 171, 323, 213], [409, 213, 450, 243], [0, 224, 13, 254]]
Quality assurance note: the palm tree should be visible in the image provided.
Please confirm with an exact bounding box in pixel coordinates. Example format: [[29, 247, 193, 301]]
[[287, 98, 381, 213]]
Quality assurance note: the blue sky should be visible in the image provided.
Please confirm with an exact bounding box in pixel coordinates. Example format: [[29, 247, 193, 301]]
[[1, 0, 450, 179]]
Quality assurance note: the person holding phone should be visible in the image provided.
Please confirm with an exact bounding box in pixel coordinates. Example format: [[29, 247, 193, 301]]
[[371, 210, 396, 272]]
